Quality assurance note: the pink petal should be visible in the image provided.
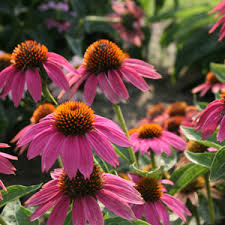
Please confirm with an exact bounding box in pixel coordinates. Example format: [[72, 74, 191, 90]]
[[72, 198, 86, 225], [154, 201, 169, 225], [96, 189, 136, 221], [25, 68, 42, 102], [0, 179, 6, 191], [160, 179, 174, 185], [84, 74, 98, 105], [86, 130, 118, 167], [217, 116, 225, 142], [11, 70, 26, 107], [97, 72, 119, 104], [0, 152, 17, 160], [43, 61, 69, 90], [133, 205, 144, 220], [0, 65, 16, 89], [124, 58, 154, 69], [11, 125, 33, 143], [83, 196, 104, 225], [144, 202, 160, 225], [0, 143, 10, 148], [108, 69, 129, 100]]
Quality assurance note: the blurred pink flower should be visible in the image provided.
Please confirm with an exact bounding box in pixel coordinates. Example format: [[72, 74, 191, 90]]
[[192, 72, 225, 96], [0, 143, 18, 200], [209, 0, 225, 41], [129, 123, 186, 155], [0, 40, 77, 107], [129, 174, 191, 225], [17, 101, 130, 178], [108, 0, 145, 46], [25, 166, 144, 225], [59, 40, 161, 105], [45, 18, 71, 33]]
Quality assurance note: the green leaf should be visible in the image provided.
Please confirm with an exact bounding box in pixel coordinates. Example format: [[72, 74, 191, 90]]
[[105, 217, 149, 225], [210, 147, 225, 181], [169, 164, 208, 195], [185, 151, 215, 168], [180, 126, 222, 149], [63, 209, 72, 225], [158, 151, 177, 171], [193, 94, 208, 111], [210, 62, 225, 83], [0, 184, 42, 208], [130, 163, 162, 179], [1, 199, 39, 225]]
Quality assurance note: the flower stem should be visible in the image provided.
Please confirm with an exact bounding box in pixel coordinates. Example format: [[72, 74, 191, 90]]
[[43, 82, 59, 106], [204, 173, 215, 225], [85, 15, 120, 23], [150, 150, 157, 169], [0, 216, 7, 225], [192, 205, 201, 225], [113, 104, 137, 167]]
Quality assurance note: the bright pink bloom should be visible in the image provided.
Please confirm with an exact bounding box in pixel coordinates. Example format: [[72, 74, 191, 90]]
[[192, 72, 225, 96], [0, 40, 77, 107], [17, 101, 130, 179], [195, 96, 225, 142], [209, 0, 225, 41], [130, 123, 186, 155], [0, 143, 18, 200], [129, 174, 191, 225], [108, 0, 145, 46], [59, 40, 161, 105], [25, 166, 144, 225]]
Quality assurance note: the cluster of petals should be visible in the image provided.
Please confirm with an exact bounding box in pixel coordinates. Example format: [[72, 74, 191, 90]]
[[130, 124, 186, 155], [25, 168, 144, 225], [209, 0, 225, 41], [195, 98, 225, 142], [129, 174, 192, 225], [0, 40, 78, 107], [107, 0, 145, 46], [17, 104, 130, 179], [0, 143, 18, 200]]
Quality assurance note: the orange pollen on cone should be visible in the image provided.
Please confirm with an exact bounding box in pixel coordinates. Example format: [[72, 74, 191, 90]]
[[53, 101, 95, 136], [83, 39, 128, 73], [0, 53, 12, 71], [167, 101, 187, 117], [135, 177, 163, 202], [206, 72, 220, 84], [147, 104, 165, 119], [11, 40, 48, 70], [164, 116, 183, 133], [58, 166, 103, 199], [128, 128, 138, 136], [138, 123, 163, 139], [30, 103, 56, 124]]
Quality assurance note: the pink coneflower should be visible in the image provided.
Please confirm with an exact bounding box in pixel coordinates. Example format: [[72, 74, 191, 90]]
[[195, 93, 225, 142], [59, 39, 161, 105], [129, 123, 186, 155], [17, 101, 130, 178], [192, 72, 225, 96], [11, 103, 56, 155], [45, 18, 71, 33], [209, 0, 225, 41], [0, 143, 18, 200], [25, 166, 144, 225], [108, 0, 145, 46], [129, 174, 191, 225], [0, 40, 77, 107]]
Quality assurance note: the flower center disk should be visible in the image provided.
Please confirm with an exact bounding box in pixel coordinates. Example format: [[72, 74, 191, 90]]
[[11, 40, 48, 70], [206, 72, 220, 84], [53, 101, 95, 136], [58, 166, 103, 199], [138, 124, 163, 139], [84, 39, 128, 74], [136, 177, 163, 202]]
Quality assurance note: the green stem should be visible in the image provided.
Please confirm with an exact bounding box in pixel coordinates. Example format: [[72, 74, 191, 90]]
[[85, 15, 121, 23], [192, 205, 201, 225], [113, 104, 137, 167], [204, 173, 215, 225], [57, 157, 63, 168], [0, 215, 7, 225], [150, 150, 156, 169], [43, 82, 59, 106]]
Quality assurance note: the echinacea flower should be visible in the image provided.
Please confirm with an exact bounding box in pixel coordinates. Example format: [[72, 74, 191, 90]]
[[0, 143, 18, 200], [0, 40, 77, 107], [209, 0, 225, 41], [129, 174, 191, 225], [195, 93, 225, 141], [107, 0, 145, 46], [25, 165, 144, 225], [59, 39, 161, 105], [17, 101, 130, 178], [11, 103, 56, 155], [192, 72, 225, 96], [129, 123, 186, 155]]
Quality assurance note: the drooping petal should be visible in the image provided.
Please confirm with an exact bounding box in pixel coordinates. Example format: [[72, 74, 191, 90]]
[[0, 65, 16, 89], [154, 201, 170, 225], [132, 205, 144, 220], [72, 198, 86, 225], [84, 74, 98, 105], [144, 202, 160, 225], [26, 68, 42, 102], [162, 131, 186, 150], [217, 116, 225, 142]]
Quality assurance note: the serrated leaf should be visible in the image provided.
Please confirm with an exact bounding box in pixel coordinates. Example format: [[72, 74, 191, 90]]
[[210, 62, 225, 83], [210, 147, 225, 181], [185, 151, 215, 168], [104, 217, 149, 225], [169, 164, 208, 195], [130, 163, 162, 179], [0, 184, 42, 208]]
